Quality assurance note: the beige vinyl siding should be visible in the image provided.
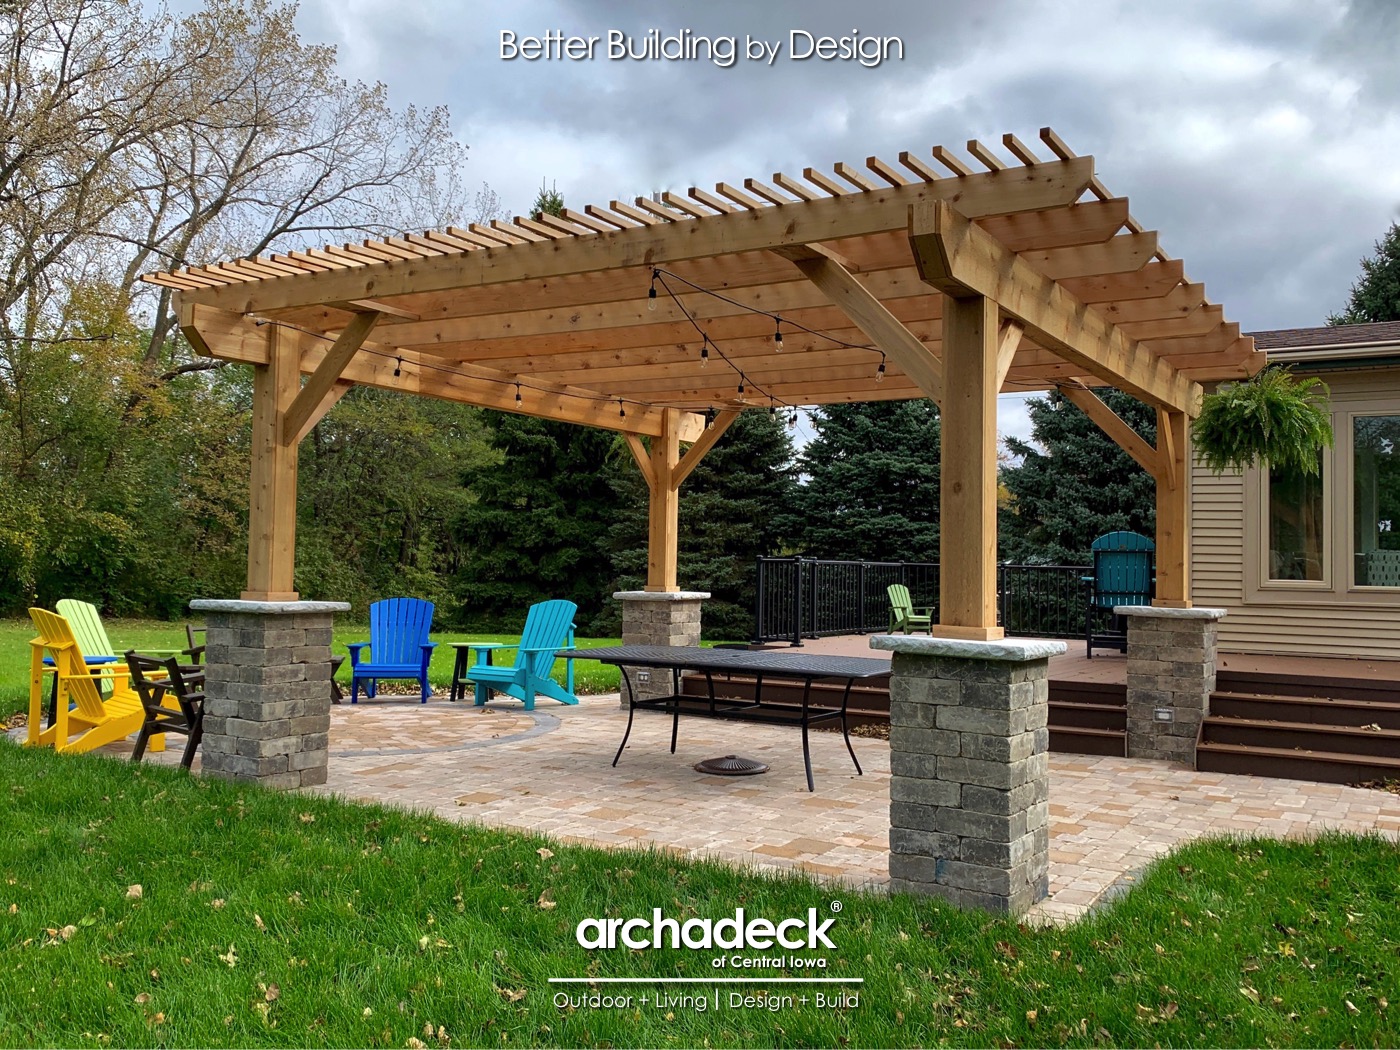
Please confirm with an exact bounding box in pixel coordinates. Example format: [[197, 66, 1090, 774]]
[[1190, 368, 1400, 659]]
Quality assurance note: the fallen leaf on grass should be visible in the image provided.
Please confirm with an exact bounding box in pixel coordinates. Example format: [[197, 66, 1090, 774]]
[[536, 848, 554, 860], [150, 1013, 165, 1025], [210, 899, 225, 910], [265, 984, 280, 1003], [537, 890, 556, 910], [7, 904, 15, 915], [126, 885, 142, 900], [1025, 1010, 1038, 1025], [134, 993, 150, 1005], [1135, 1004, 1153, 1020], [1239, 985, 1260, 1003], [1346, 1000, 1361, 1015], [406, 1040, 427, 1049], [218, 945, 238, 968], [497, 987, 527, 1003], [299, 813, 316, 824], [254, 914, 266, 933]]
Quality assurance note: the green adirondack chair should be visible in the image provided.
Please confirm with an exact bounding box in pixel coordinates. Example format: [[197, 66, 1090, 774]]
[[461, 600, 579, 710], [887, 584, 933, 634]]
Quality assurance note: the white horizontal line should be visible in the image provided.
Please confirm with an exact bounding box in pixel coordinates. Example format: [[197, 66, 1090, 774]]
[[548, 977, 862, 984]]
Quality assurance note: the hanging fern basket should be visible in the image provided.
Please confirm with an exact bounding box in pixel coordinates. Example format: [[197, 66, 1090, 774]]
[[1191, 366, 1333, 476]]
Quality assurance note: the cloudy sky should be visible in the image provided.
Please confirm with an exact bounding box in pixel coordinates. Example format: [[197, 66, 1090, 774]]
[[293, 0, 1400, 444]]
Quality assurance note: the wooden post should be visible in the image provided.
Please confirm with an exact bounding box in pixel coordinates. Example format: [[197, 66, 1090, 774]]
[[1154, 407, 1191, 607], [938, 294, 1004, 640], [646, 409, 682, 592], [243, 323, 301, 600]]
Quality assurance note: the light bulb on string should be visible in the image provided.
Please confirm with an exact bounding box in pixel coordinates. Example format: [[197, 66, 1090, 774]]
[[700, 336, 710, 368], [876, 356, 886, 383], [393, 356, 402, 377], [768, 399, 776, 417], [773, 317, 783, 350], [618, 399, 626, 419], [705, 407, 716, 430], [737, 376, 745, 396], [788, 410, 798, 428], [647, 269, 658, 312]]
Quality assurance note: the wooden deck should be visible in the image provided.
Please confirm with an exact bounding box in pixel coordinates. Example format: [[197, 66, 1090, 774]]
[[781, 634, 1400, 687]]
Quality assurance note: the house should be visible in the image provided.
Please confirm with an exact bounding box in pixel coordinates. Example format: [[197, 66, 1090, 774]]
[[1192, 320, 1400, 659]]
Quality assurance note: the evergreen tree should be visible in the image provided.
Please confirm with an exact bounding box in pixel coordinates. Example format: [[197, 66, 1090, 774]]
[[452, 412, 617, 629], [786, 402, 941, 561], [999, 388, 1156, 563], [1329, 222, 1400, 324], [605, 410, 797, 639]]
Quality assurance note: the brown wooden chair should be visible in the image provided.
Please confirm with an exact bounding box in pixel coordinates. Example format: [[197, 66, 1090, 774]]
[[124, 651, 206, 770]]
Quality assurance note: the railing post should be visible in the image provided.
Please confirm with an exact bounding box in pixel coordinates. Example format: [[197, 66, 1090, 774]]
[[751, 557, 764, 645], [859, 562, 868, 633], [791, 557, 804, 647], [999, 563, 1009, 631]]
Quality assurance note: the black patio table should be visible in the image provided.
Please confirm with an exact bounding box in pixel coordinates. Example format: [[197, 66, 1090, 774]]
[[565, 645, 892, 791]]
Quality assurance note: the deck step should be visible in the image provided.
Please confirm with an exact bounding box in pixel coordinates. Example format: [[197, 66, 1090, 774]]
[[1048, 681, 1127, 707], [1210, 691, 1400, 729], [1195, 740, 1400, 785], [1215, 670, 1400, 705], [1048, 701, 1126, 730], [1202, 716, 1400, 758], [1048, 725, 1125, 757]]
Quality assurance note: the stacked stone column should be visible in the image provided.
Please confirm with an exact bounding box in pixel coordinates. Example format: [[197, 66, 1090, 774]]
[[871, 636, 1062, 916], [1118, 606, 1226, 766], [613, 591, 708, 704], [191, 599, 349, 788]]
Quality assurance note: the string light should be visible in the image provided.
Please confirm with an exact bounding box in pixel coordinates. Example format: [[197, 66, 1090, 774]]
[[768, 398, 776, 417], [647, 269, 658, 312], [773, 317, 783, 349], [876, 355, 886, 383], [393, 356, 402, 377], [788, 410, 798, 428], [515, 381, 522, 404], [737, 375, 745, 395], [700, 335, 710, 368], [618, 398, 626, 419], [705, 407, 716, 430]]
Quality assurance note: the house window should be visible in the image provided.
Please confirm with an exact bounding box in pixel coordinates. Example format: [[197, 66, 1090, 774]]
[[1267, 458, 1325, 581], [1352, 414, 1400, 587]]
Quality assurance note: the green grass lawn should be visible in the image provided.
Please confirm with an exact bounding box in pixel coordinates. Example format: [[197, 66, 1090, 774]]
[[0, 744, 1396, 1048], [0, 619, 629, 717]]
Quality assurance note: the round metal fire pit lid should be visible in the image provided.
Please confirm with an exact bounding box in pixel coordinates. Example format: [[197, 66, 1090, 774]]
[[694, 754, 769, 776]]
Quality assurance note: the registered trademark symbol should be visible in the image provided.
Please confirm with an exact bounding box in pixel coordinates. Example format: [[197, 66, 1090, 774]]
[[830, 900, 842, 913]]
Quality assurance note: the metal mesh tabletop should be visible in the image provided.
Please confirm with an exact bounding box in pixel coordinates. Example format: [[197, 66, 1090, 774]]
[[565, 645, 891, 680]]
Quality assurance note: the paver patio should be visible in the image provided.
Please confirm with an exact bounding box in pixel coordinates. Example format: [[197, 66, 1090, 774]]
[[35, 690, 1400, 925]]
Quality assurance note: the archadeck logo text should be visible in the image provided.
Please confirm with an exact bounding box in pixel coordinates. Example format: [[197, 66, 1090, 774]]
[[575, 907, 836, 951]]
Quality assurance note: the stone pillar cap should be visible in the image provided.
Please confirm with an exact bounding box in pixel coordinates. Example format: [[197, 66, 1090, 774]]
[[1114, 605, 1227, 620], [612, 591, 711, 601], [191, 599, 351, 614], [870, 635, 1066, 662]]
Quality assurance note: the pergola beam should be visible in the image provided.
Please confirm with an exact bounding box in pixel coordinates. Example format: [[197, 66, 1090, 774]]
[[280, 309, 380, 445], [909, 200, 1201, 414], [771, 243, 943, 404], [181, 303, 702, 441], [174, 159, 1096, 315]]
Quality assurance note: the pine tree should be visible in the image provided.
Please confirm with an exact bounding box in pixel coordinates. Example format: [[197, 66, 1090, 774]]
[[999, 389, 1156, 563], [452, 412, 618, 629], [786, 402, 941, 561], [605, 411, 796, 639], [1329, 222, 1400, 324]]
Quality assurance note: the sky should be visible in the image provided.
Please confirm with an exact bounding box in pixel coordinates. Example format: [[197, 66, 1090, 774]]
[[289, 0, 1400, 446]]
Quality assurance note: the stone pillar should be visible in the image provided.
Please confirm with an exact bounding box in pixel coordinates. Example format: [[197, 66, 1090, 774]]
[[871, 635, 1063, 916], [191, 599, 349, 788], [614, 591, 709, 704], [1118, 606, 1226, 766]]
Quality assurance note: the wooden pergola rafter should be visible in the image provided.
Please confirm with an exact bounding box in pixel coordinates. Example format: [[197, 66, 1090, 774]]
[[147, 128, 1263, 634]]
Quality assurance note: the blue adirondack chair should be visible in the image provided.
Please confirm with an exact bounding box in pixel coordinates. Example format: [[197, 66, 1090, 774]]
[[461, 600, 578, 710], [1084, 531, 1155, 657], [347, 598, 437, 703]]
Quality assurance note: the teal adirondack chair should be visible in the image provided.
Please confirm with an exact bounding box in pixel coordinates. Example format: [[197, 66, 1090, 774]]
[[1084, 531, 1155, 657], [887, 584, 933, 634], [347, 598, 437, 703], [462, 600, 578, 710]]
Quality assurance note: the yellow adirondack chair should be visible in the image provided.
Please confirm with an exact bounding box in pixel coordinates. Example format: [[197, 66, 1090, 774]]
[[26, 608, 145, 755]]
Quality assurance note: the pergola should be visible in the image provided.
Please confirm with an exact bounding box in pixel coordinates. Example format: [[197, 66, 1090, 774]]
[[145, 128, 1262, 639]]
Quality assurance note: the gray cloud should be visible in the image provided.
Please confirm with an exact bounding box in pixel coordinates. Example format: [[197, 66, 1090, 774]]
[[290, 0, 1400, 444]]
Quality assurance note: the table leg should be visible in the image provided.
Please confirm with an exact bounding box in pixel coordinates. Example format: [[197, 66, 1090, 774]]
[[839, 678, 863, 775], [612, 667, 638, 767], [801, 677, 814, 792]]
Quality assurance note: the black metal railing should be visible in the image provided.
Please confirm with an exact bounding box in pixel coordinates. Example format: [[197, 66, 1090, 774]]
[[753, 557, 1091, 644]]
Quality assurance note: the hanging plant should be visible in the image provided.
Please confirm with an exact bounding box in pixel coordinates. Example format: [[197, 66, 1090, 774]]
[[1191, 366, 1333, 475]]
